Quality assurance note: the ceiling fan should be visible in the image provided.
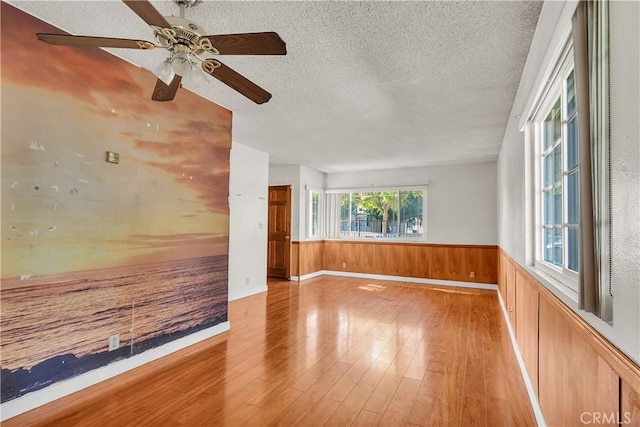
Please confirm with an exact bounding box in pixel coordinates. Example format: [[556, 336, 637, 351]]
[[36, 0, 287, 104]]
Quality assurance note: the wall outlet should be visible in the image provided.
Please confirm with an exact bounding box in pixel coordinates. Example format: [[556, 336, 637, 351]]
[[245, 277, 250, 286], [108, 334, 120, 351], [342, 262, 347, 269], [470, 271, 475, 278]]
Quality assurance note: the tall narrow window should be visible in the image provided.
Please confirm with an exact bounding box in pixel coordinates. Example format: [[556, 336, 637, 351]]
[[535, 56, 580, 293], [310, 191, 319, 238]]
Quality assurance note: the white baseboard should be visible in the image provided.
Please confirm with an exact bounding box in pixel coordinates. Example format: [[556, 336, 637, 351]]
[[0, 321, 231, 422], [228, 285, 268, 301], [496, 293, 546, 427], [290, 271, 325, 282], [294, 270, 498, 291]]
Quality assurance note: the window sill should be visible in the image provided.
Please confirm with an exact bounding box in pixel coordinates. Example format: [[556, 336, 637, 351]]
[[525, 264, 579, 305], [522, 264, 615, 339], [319, 239, 500, 249], [323, 237, 428, 244]]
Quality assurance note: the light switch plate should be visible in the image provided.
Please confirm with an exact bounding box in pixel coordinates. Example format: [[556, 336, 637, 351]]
[[106, 151, 119, 164]]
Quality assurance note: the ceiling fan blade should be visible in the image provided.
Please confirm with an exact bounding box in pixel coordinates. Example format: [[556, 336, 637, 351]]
[[36, 33, 156, 50], [122, 0, 171, 29], [202, 60, 272, 104], [151, 75, 182, 102], [204, 32, 287, 55]]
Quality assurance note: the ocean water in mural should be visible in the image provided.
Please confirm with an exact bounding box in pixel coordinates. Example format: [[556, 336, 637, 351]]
[[1, 256, 228, 399], [1, 3, 232, 402]]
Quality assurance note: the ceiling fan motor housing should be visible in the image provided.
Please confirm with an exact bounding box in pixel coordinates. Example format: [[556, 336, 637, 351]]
[[155, 16, 214, 51]]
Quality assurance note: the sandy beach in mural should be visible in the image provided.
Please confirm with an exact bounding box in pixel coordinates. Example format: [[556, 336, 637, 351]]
[[1, 3, 232, 402]]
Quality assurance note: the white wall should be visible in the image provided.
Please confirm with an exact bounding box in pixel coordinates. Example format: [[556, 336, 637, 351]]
[[498, 1, 576, 263], [325, 161, 498, 245], [228, 142, 269, 301], [609, 0, 640, 365], [497, 0, 640, 363]]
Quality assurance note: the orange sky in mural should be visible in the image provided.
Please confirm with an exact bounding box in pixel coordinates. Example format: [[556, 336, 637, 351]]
[[1, 3, 145, 105], [1, 3, 233, 279]]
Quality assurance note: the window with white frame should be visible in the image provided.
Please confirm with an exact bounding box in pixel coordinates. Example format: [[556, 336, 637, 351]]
[[308, 190, 320, 238], [525, 0, 611, 317], [325, 188, 425, 240], [533, 49, 579, 292]]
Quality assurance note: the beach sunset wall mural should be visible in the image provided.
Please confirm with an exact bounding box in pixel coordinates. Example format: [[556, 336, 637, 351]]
[[1, 3, 231, 402]]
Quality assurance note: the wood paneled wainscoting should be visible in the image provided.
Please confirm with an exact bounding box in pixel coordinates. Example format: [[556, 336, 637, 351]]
[[292, 240, 498, 285], [292, 240, 325, 277], [498, 250, 640, 426]]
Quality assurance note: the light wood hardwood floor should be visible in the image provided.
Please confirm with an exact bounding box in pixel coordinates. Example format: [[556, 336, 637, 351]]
[[3, 276, 536, 426]]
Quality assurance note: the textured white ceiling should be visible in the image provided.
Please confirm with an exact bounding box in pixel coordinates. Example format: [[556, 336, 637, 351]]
[[8, 0, 542, 173]]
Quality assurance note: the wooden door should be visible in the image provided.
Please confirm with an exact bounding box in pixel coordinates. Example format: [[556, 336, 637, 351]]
[[267, 185, 291, 278]]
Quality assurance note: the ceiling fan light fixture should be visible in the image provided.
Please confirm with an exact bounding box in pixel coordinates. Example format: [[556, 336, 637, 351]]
[[185, 63, 210, 86], [169, 51, 193, 77], [154, 59, 176, 86]]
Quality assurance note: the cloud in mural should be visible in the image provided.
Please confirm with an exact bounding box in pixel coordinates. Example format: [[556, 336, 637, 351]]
[[130, 118, 231, 214], [124, 233, 228, 249], [117, 233, 229, 265], [0, 4, 145, 104], [145, 160, 230, 214]]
